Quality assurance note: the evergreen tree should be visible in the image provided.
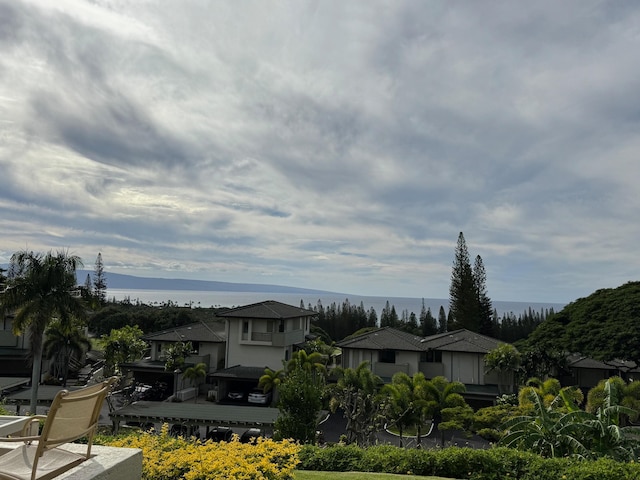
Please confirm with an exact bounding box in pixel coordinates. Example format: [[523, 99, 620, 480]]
[[437, 306, 448, 333], [93, 253, 107, 306], [367, 308, 378, 328], [420, 300, 438, 336], [380, 301, 392, 327], [473, 255, 494, 336], [449, 232, 478, 331]]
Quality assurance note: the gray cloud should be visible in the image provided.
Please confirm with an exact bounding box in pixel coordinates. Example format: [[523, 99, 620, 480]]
[[1, 0, 639, 302]]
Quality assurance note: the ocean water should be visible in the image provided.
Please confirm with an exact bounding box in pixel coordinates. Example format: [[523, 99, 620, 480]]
[[106, 289, 566, 318]]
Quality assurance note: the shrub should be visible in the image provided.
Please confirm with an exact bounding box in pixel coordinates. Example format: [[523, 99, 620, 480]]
[[99, 424, 300, 480], [298, 444, 640, 480]]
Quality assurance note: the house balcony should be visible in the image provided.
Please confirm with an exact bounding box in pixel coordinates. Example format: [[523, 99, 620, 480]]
[[372, 362, 410, 381], [419, 362, 444, 378], [243, 329, 305, 347]]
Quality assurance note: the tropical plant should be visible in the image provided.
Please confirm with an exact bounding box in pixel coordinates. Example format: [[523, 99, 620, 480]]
[[182, 362, 207, 402], [274, 365, 324, 443], [485, 343, 521, 394], [163, 341, 193, 372], [101, 325, 147, 375], [587, 376, 640, 424], [286, 349, 327, 377], [43, 318, 92, 386], [501, 388, 590, 458], [382, 372, 431, 447], [1, 250, 86, 414], [423, 376, 468, 446], [501, 380, 640, 460], [518, 377, 583, 413], [328, 362, 385, 446], [258, 367, 284, 406]]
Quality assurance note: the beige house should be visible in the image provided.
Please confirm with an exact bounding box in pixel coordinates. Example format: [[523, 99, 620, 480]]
[[337, 327, 507, 405], [218, 300, 316, 372]]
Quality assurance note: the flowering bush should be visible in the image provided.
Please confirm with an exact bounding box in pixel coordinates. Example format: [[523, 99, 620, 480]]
[[99, 424, 300, 480]]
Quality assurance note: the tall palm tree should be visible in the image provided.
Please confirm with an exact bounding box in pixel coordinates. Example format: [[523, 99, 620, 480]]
[[43, 318, 92, 387], [1, 250, 86, 414]]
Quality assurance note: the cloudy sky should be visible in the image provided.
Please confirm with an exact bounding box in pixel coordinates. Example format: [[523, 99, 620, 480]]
[[1, 0, 639, 303]]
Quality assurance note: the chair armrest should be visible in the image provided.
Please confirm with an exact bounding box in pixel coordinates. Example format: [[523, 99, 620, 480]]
[[0, 434, 41, 443], [22, 416, 45, 436]]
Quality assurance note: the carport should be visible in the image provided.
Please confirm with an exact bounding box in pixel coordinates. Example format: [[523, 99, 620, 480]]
[[109, 401, 279, 435]]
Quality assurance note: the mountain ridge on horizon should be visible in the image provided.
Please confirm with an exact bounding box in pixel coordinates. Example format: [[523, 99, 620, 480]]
[[76, 269, 340, 295]]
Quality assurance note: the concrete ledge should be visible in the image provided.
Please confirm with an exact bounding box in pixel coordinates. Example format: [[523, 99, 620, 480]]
[[0, 443, 142, 480]]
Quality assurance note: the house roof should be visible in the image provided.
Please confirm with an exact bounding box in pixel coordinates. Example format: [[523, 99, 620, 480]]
[[420, 329, 502, 354], [211, 365, 267, 380], [567, 355, 639, 371], [216, 300, 316, 320], [336, 327, 427, 352], [143, 320, 226, 343]]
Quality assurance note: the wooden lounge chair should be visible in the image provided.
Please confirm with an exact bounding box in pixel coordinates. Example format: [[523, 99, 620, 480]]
[[0, 377, 117, 480]]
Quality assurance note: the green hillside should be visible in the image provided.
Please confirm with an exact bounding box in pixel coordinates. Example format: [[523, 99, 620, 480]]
[[524, 281, 640, 365]]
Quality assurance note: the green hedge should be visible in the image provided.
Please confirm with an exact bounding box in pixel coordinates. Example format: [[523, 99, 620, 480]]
[[299, 444, 640, 480]]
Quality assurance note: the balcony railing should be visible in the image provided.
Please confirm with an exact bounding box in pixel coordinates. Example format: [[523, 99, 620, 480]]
[[243, 329, 305, 346]]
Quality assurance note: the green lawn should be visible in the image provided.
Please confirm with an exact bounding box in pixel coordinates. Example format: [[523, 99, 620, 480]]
[[294, 471, 454, 480]]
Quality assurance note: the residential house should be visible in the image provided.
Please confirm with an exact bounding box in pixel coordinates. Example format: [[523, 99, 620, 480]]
[[121, 319, 226, 397], [0, 311, 32, 377], [337, 327, 507, 406], [420, 329, 506, 402], [219, 300, 316, 371], [337, 327, 426, 381], [211, 301, 316, 400], [561, 354, 640, 392]]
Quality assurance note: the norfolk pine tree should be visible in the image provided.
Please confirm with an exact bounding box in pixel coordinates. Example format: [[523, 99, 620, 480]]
[[93, 252, 107, 306], [449, 232, 478, 331]]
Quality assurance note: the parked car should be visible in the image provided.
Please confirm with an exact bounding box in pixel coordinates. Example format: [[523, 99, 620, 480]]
[[247, 389, 271, 405], [240, 428, 263, 443], [207, 426, 234, 442], [227, 391, 244, 401]]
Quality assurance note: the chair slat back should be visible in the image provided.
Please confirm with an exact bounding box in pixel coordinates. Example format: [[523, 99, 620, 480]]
[[39, 378, 116, 450]]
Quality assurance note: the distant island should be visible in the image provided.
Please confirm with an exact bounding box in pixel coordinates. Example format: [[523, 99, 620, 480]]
[[76, 270, 339, 295]]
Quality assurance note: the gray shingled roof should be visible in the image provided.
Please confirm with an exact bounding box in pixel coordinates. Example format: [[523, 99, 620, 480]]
[[143, 320, 226, 343], [216, 300, 316, 320], [211, 365, 267, 380], [567, 355, 639, 371], [336, 327, 427, 352], [420, 329, 502, 354]]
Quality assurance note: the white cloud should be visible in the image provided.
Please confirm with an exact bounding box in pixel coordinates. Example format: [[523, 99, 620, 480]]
[[1, 0, 639, 302]]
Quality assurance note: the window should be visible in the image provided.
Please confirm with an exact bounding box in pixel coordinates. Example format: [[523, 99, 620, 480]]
[[421, 350, 442, 363], [379, 350, 396, 364], [241, 321, 249, 341]]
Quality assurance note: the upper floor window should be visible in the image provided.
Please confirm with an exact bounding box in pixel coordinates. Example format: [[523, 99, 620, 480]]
[[379, 350, 396, 364], [421, 350, 442, 363]]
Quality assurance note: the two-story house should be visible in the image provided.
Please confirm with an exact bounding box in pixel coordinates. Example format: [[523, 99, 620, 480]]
[[337, 327, 506, 406], [120, 319, 226, 398], [210, 301, 317, 400]]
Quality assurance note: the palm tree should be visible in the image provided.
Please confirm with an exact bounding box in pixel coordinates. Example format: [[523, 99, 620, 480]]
[[423, 376, 467, 446], [329, 362, 384, 446], [43, 318, 91, 387], [382, 372, 430, 447], [182, 362, 207, 402], [258, 367, 284, 405], [1, 250, 86, 414]]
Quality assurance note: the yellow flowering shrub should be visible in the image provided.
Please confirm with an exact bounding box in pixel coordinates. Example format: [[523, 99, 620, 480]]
[[101, 424, 300, 480]]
